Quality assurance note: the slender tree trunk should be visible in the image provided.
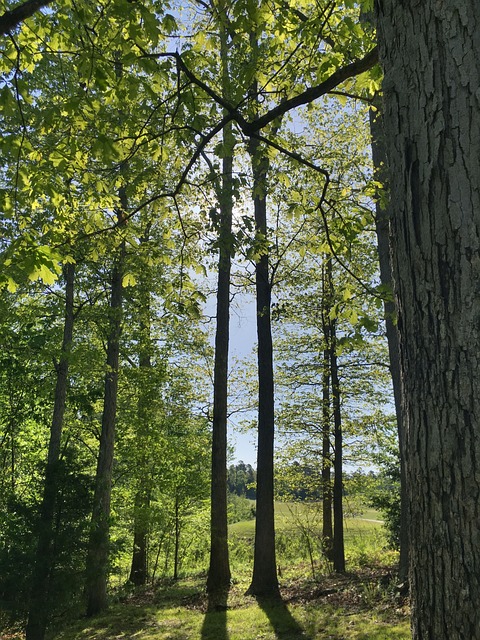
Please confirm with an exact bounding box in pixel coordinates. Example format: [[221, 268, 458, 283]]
[[85, 193, 126, 616], [173, 493, 180, 581], [206, 7, 233, 593], [129, 236, 153, 587], [321, 343, 333, 560], [129, 485, 150, 586], [330, 317, 345, 573], [246, 134, 280, 599], [206, 226, 232, 592], [369, 106, 409, 585], [26, 262, 75, 640], [375, 3, 480, 637]]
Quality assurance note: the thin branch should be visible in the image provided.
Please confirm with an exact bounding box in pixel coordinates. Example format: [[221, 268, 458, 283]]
[[250, 131, 330, 182], [328, 89, 374, 104], [318, 202, 383, 299], [145, 46, 379, 136]]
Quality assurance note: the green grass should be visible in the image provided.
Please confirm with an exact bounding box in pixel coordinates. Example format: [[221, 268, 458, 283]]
[[40, 503, 410, 640], [230, 502, 394, 579], [47, 576, 410, 640], [230, 503, 384, 538]]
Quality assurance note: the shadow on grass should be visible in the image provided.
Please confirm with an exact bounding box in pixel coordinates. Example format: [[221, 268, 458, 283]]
[[256, 597, 312, 640], [200, 591, 229, 640]]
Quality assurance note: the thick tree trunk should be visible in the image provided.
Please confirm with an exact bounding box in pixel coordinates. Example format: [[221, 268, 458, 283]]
[[369, 106, 409, 585], [26, 262, 75, 640], [206, 231, 232, 592], [375, 2, 480, 637], [85, 245, 124, 615], [246, 136, 280, 599]]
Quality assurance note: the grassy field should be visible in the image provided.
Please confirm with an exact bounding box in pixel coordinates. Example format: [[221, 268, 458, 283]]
[[229, 502, 395, 581], [39, 502, 411, 639]]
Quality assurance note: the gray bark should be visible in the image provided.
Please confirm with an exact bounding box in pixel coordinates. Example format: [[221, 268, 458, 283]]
[[375, 2, 480, 637]]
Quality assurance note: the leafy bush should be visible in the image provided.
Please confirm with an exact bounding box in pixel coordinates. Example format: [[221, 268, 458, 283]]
[[0, 457, 93, 625], [367, 458, 401, 550], [227, 493, 255, 524]]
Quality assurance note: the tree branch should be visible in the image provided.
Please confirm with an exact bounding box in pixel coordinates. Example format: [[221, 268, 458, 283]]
[[0, 0, 54, 34], [149, 46, 379, 136], [245, 46, 378, 133]]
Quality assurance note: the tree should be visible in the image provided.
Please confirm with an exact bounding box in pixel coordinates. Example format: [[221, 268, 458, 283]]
[[84, 221, 125, 617], [206, 0, 234, 596], [0, 0, 55, 35], [246, 131, 280, 598], [26, 263, 75, 640], [369, 104, 409, 584], [375, 2, 480, 638]]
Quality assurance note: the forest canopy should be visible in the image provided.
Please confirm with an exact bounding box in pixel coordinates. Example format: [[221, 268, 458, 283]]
[[2, 1, 479, 639]]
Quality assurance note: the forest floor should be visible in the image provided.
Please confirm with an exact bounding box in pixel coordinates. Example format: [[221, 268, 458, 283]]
[[36, 563, 410, 640]]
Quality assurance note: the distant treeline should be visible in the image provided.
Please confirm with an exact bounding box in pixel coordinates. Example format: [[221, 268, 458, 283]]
[[227, 462, 256, 499]]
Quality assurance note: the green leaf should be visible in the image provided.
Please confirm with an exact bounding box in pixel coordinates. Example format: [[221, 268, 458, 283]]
[[28, 264, 57, 285], [122, 273, 137, 287]]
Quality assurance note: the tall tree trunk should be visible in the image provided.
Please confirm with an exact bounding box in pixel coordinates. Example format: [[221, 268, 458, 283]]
[[129, 231, 153, 587], [330, 316, 345, 573], [246, 134, 280, 599], [369, 106, 409, 585], [375, 2, 480, 637], [321, 265, 333, 561], [206, 4, 233, 594], [26, 262, 75, 640], [321, 351, 333, 558], [129, 485, 149, 586], [85, 193, 126, 616], [173, 492, 180, 580]]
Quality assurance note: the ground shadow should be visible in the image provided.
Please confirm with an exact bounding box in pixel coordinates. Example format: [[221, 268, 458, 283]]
[[256, 596, 312, 640], [200, 591, 229, 640]]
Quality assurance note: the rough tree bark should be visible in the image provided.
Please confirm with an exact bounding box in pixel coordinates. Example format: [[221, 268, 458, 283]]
[[129, 229, 154, 587], [26, 262, 75, 640], [375, 2, 480, 638]]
